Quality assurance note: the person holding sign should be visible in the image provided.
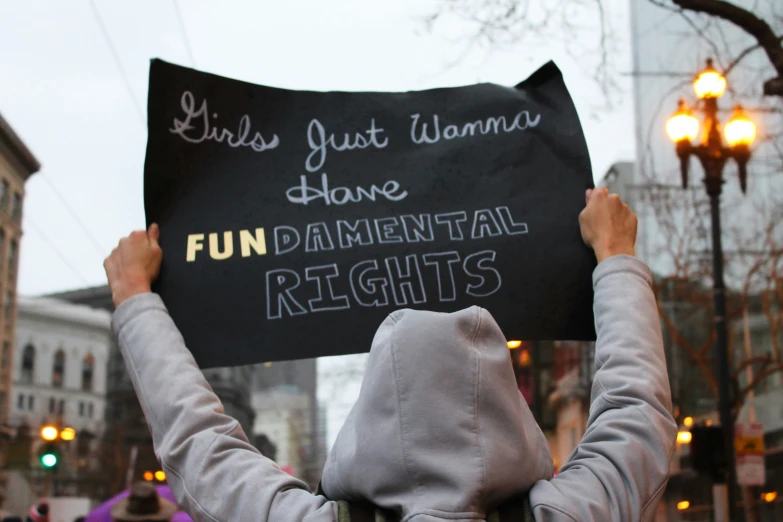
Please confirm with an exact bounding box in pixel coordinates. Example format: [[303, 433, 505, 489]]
[[104, 187, 676, 522]]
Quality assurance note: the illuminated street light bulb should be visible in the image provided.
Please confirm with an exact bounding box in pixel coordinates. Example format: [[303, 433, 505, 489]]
[[693, 59, 726, 99], [155, 470, 167, 482], [683, 416, 694, 428], [762, 492, 777, 503], [60, 427, 76, 441], [677, 501, 690, 511], [725, 105, 756, 147], [143, 471, 154, 481], [666, 100, 699, 143], [676, 430, 692, 444], [41, 426, 59, 441], [507, 340, 522, 349]]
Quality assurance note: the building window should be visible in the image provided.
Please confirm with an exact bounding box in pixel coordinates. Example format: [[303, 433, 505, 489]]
[[88, 402, 94, 419], [17, 394, 23, 409], [79, 402, 84, 416], [5, 291, 13, 322], [1, 341, 9, 370], [21, 344, 35, 384], [48, 397, 55, 414], [11, 193, 21, 223], [52, 349, 65, 388], [58, 399, 65, 415], [81, 354, 94, 391], [7, 240, 16, 276], [0, 180, 8, 210], [27, 395, 34, 411]]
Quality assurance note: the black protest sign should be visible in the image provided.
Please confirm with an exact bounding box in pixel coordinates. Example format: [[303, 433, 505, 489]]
[[144, 59, 596, 369]]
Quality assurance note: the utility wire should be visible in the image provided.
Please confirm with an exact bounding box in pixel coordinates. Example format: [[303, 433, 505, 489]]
[[87, 0, 146, 126], [39, 174, 108, 258], [24, 217, 92, 286], [172, 0, 197, 67]]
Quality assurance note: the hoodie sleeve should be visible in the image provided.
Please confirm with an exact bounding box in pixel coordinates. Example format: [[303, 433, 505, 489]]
[[112, 293, 337, 522], [528, 255, 677, 521]]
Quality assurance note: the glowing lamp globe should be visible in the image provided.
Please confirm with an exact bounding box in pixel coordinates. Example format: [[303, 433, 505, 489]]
[[693, 59, 726, 99], [725, 105, 756, 147], [41, 426, 59, 441], [666, 100, 699, 143]]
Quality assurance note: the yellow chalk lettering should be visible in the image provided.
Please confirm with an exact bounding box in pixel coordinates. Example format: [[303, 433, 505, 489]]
[[186, 234, 205, 262], [240, 228, 267, 257], [209, 232, 234, 260]]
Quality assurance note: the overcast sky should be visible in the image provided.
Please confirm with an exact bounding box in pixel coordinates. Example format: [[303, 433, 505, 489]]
[[1, 0, 634, 297]]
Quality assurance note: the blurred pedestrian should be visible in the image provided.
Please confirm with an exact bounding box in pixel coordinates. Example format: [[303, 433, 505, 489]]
[[105, 188, 677, 521], [110, 482, 177, 522], [27, 502, 48, 522]]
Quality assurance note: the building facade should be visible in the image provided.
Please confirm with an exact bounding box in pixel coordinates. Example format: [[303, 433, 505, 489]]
[[10, 297, 110, 433], [252, 385, 313, 480], [0, 113, 39, 425], [0, 112, 40, 509], [3, 297, 111, 513]]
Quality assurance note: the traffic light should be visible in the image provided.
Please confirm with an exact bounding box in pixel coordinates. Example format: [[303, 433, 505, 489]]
[[39, 443, 59, 469], [690, 425, 726, 478]]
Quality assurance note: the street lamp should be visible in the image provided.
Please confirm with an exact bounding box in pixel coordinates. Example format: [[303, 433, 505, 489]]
[[666, 58, 757, 520]]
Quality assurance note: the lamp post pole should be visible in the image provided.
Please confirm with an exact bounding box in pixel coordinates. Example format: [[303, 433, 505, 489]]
[[668, 59, 757, 521]]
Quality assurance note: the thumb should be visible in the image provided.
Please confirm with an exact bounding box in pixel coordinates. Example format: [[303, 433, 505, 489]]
[[148, 223, 160, 246], [585, 188, 593, 205]]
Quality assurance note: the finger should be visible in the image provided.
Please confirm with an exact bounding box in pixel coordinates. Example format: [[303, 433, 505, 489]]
[[585, 189, 593, 204], [148, 223, 160, 247]]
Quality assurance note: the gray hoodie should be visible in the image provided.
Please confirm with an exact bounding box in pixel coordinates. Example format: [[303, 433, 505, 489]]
[[112, 255, 677, 522]]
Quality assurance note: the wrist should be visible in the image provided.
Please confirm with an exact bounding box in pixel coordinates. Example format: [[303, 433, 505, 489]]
[[594, 245, 635, 264], [111, 274, 152, 308]]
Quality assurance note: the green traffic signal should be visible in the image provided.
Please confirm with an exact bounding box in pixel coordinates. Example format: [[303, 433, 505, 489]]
[[38, 442, 59, 469], [41, 452, 57, 468]]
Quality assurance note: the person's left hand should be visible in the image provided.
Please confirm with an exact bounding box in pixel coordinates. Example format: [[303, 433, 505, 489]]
[[104, 224, 163, 308]]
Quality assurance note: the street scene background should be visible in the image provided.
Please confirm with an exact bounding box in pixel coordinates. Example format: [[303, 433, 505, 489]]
[[0, 1, 782, 521]]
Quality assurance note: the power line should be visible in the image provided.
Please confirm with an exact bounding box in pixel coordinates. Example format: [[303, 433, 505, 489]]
[[172, 0, 197, 67], [39, 174, 108, 258], [87, 0, 146, 126], [24, 218, 92, 286]]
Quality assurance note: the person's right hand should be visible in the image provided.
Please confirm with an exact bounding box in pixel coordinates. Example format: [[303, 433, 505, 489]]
[[579, 187, 637, 264]]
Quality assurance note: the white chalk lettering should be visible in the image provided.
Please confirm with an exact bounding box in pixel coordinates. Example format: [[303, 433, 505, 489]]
[[286, 173, 408, 206], [349, 260, 390, 307], [471, 209, 503, 239], [169, 91, 279, 152], [266, 269, 308, 319], [274, 226, 301, 255], [464, 250, 502, 297], [306, 118, 389, 172], [401, 214, 434, 242], [435, 212, 468, 241], [410, 110, 541, 145], [422, 251, 460, 302], [496, 206, 528, 235], [375, 217, 403, 244], [305, 222, 335, 252], [385, 255, 426, 305], [305, 264, 350, 312], [337, 219, 374, 249]]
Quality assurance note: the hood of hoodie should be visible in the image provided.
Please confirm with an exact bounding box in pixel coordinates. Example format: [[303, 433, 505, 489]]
[[321, 307, 554, 522]]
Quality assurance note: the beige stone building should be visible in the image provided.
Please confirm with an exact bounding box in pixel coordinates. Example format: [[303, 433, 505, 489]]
[[0, 113, 39, 510], [0, 113, 39, 424]]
